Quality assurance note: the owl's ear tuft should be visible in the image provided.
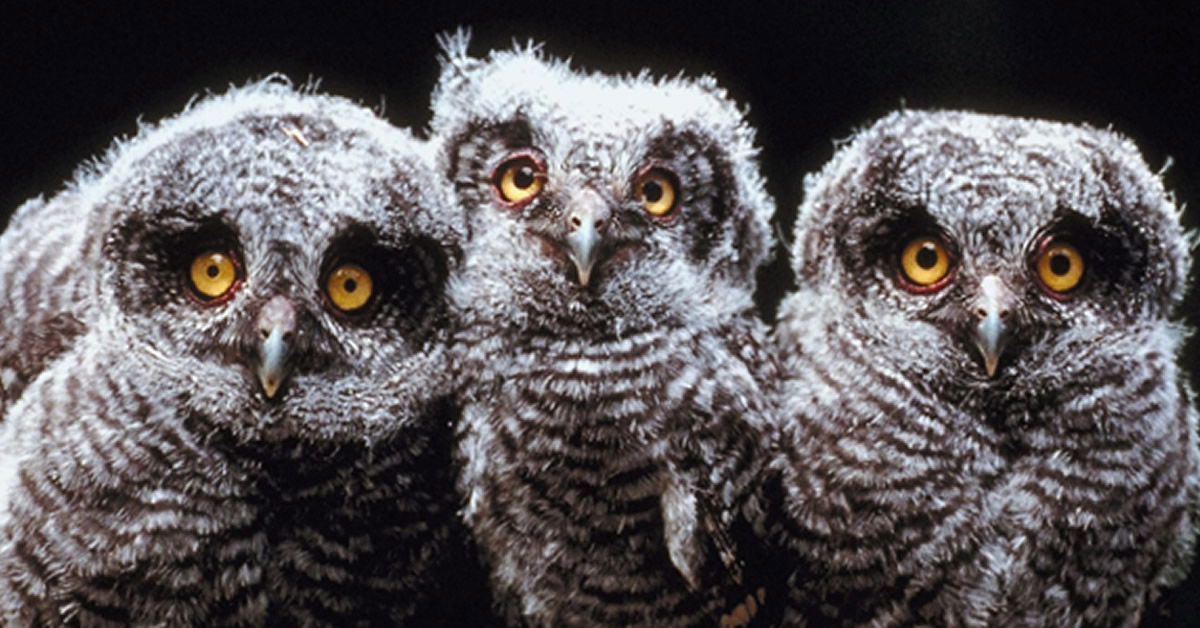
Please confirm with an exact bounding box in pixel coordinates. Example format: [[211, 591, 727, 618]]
[[430, 28, 492, 140], [435, 27, 474, 72], [433, 28, 483, 102]]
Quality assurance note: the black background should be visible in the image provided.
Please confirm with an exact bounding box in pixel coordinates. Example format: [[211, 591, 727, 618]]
[[3, 1, 1199, 623]]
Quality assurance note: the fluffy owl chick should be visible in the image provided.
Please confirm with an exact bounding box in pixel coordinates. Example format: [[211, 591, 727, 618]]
[[430, 33, 780, 626], [767, 109, 1199, 625], [0, 78, 469, 625]]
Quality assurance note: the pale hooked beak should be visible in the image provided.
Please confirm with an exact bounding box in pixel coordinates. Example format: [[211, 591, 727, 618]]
[[256, 295, 296, 399], [563, 190, 611, 287], [972, 274, 1013, 378]]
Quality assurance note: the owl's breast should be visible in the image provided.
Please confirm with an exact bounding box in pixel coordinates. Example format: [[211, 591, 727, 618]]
[[458, 329, 723, 623]]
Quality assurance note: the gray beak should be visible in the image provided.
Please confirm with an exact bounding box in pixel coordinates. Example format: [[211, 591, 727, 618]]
[[563, 190, 611, 287], [971, 275, 1013, 378], [256, 295, 296, 399]]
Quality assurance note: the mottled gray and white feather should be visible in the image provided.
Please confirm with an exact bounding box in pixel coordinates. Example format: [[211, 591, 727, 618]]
[[431, 33, 780, 626], [767, 109, 1199, 626], [0, 192, 92, 417], [0, 78, 468, 625]]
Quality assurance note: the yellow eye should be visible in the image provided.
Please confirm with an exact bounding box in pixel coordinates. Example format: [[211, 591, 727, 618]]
[[493, 156, 545, 205], [637, 169, 677, 217], [899, 237, 952, 288], [1036, 241, 1085, 293], [326, 264, 374, 312], [189, 251, 239, 300]]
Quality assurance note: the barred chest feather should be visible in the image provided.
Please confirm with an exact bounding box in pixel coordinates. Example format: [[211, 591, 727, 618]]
[[457, 326, 730, 625]]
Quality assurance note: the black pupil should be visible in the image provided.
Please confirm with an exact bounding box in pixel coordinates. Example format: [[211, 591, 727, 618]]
[[915, 244, 939, 269], [1049, 253, 1072, 276], [206, 264, 220, 278], [343, 278, 358, 293], [643, 180, 663, 203], [513, 165, 535, 189]]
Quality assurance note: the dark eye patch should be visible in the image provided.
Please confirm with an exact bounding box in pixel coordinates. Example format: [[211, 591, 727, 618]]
[[321, 225, 450, 338], [1036, 208, 1137, 298], [106, 207, 242, 311], [642, 125, 737, 267], [850, 201, 946, 277]]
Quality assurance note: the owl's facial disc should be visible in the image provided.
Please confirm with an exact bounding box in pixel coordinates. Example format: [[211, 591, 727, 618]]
[[254, 294, 296, 399], [969, 274, 1015, 377]]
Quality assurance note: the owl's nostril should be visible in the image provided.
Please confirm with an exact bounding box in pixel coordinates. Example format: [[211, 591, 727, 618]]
[[975, 306, 1010, 321], [566, 213, 607, 233]]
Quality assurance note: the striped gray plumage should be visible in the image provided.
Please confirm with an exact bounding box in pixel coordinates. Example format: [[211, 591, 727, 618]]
[[0, 192, 91, 416], [767, 109, 1200, 625], [431, 34, 779, 626], [0, 79, 467, 625]]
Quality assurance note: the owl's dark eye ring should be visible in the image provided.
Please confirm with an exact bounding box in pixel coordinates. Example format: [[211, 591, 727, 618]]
[[491, 152, 547, 208], [897, 236, 954, 293], [187, 250, 243, 304]]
